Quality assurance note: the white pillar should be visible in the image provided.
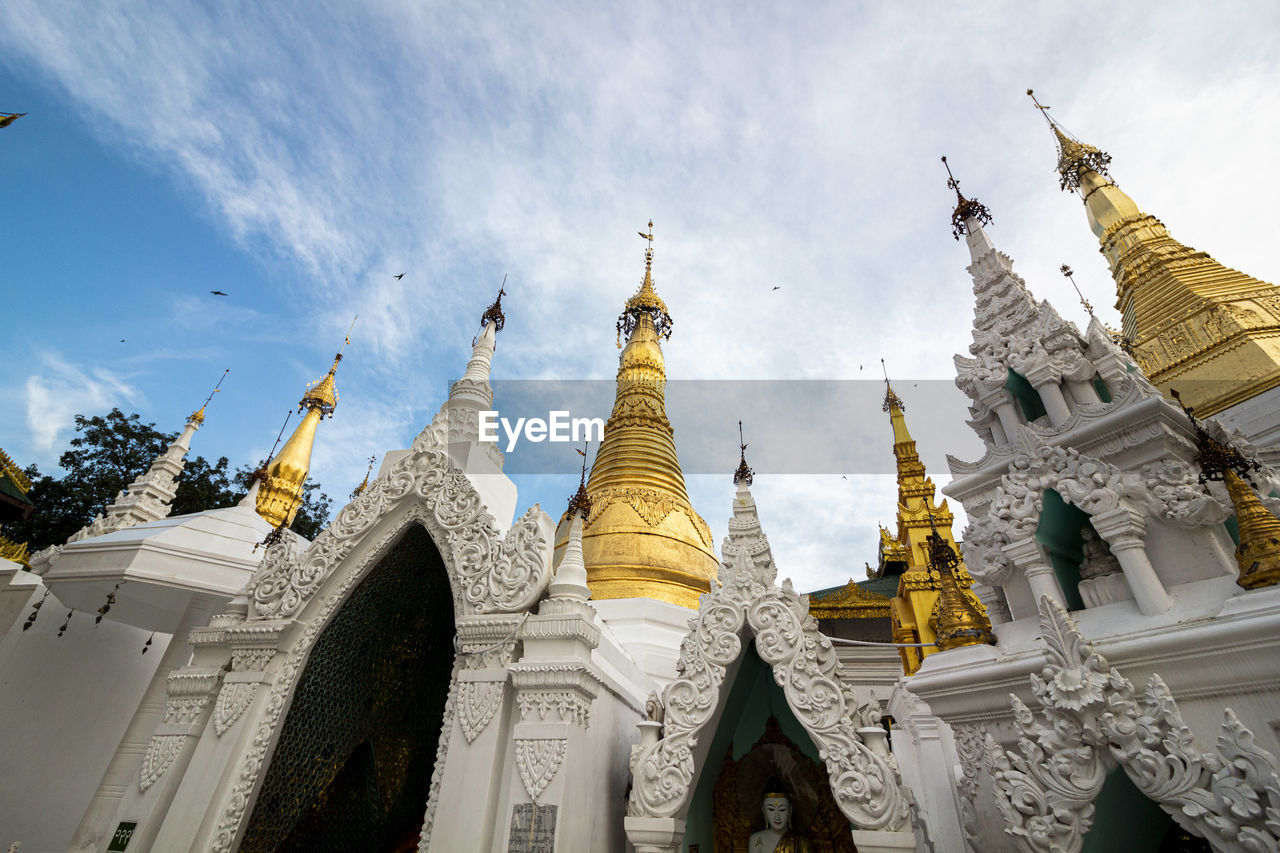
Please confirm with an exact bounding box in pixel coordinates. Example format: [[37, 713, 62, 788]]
[[67, 593, 217, 853], [1090, 507, 1171, 615], [1026, 367, 1072, 426], [1065, 378, 1101, 406], [1004, 538, 1065, 613]]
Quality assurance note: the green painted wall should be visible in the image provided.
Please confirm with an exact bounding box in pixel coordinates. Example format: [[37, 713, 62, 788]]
[[1036, 489, 1089, 612], [1006, 368, 1048, 422], [1082, 768, 1171, 852], [681, 645, 827, 852]]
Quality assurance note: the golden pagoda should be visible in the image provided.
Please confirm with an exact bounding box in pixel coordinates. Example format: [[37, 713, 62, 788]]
[[1031, 90, 1280, 416], [0, 447, 34, 565], [873, 378, 982, 674], [256, 352, 342, 529], [552, 223, 718, 608]]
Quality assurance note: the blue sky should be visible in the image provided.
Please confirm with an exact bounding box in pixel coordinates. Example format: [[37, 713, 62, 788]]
[[3, 2, 1279, 590]]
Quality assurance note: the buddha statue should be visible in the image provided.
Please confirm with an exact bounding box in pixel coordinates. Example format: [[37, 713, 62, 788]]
[[748, 778, 814, 853]]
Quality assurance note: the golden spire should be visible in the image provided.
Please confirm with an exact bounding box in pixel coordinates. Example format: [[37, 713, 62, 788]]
[[1031, 89, 1280, 416], [255, 322, 352, 529], [925, 511, 996, 651], [554, 223, 717, 608], [875, 366, 982, 674], [1172, 389, 1280, 589]]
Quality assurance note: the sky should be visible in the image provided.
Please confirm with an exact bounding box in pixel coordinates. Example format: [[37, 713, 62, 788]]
[[2, 1, 1279, 591]]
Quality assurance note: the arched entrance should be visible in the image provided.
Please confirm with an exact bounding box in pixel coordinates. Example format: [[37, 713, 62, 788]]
[[240, 525, 455, 852]]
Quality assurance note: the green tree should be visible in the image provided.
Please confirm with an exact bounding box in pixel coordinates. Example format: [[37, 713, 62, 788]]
[[8, 408, 332, 551]]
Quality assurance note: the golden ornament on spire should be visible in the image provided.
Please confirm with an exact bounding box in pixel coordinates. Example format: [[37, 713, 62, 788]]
[[940, 155, 992, 240], [255, 324, 353, 529], [554, 225, 716, 608], [350, 454, 376, 500], [189, 368, 230, 426], [733, 421, 754, 487], [924, 512, 996, 651], [617, 220, 673, 347], [0, 112, 26, 129], [1028, 89, 1113, 191], [1172, 389, 1280, 589]]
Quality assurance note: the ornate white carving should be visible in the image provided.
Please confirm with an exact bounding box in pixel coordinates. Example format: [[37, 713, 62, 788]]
[[627, 495, 910, 832], [246, 444, 551, 620], [960, 515, 1016, 586], [953, 722, 990, 847], [987, 597, 1280, 852], [211, 428, 548, 853], [213, 682, 257, 736], [515, 737, 568, 801], [1139, 459, 1232, 527], [417, 666, 460, 852], [139, 735, 186, 792], [457, 680, 504, 743]]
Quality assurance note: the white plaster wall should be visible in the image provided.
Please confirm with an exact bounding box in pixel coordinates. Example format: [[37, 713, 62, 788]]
[[0, 581, 171, 853]]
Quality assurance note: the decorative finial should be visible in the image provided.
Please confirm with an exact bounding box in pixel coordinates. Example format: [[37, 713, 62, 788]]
[[299, 318, 354, 418], [351, 454, 376, 499], [924, 506, 996, 650], [1170, 389, 1259, 485], [0, 112, 26, 129], [1027, 88, 1113, 191], [733, 420, 754, 486], [617, 220, 673, 347], [568, 441, 592, 519], [881, 358, 904, 413], [1060, 264, 1095, 316], [190, 367, 230, 425], [941, 156, 993, 240], [480, 275, 507, 335]]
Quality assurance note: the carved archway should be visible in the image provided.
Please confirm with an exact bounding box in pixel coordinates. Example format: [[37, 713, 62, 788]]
[[240, 525, 454, 851], [627, 546, 911, 834], [208, 437, 554, 853]]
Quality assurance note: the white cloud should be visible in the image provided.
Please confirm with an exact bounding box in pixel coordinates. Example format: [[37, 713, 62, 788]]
[[23, 354, 142, 459], [2, 0, 1278, 570]]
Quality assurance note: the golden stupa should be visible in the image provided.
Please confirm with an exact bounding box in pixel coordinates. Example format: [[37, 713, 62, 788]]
[[1032, 90, 1280, 416], [552, 224, 718, 608], [256, 352, 342, 529]]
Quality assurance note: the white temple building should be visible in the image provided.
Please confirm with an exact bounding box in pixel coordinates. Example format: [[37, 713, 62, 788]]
[[1, 105, 1279, 853]]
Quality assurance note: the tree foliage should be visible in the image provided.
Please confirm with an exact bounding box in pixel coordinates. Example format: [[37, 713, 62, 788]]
[[9, 408, 332, 551]]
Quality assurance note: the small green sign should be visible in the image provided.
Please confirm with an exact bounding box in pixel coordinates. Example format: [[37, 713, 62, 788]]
[[107, 821, 138, 852]]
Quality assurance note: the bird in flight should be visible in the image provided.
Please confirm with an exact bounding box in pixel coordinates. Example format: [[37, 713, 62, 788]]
[[394, 273, 405, 280], [0, 112, 26, 129], [119, 339, 126, 343], [210, 290, 228, 296], [771, 285, 782, 291]]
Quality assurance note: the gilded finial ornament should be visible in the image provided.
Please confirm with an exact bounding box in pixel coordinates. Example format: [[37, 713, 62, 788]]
[[477, 275, 507, 344], [1171, 389, 1280, 589], [0, 112, 26, 129], [1060, 264, 1094, 316], [567, 442, 592, 519], [190, 367, 230, 426], [350, 455, 377, 499], [733, 421, 754, 486], [1028, 89, 1113, 191], [941, 156, 992, 240], [924, 509, 996, 650], [617, 220, 673, 346], [881, 359, 904, 413]]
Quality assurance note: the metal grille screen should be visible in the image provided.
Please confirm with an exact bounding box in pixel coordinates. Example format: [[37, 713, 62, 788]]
[[241, 524, 455, 853]]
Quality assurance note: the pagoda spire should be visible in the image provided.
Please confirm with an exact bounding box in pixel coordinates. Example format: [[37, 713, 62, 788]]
[[1172, 389, 1280, 589], [554, 223, 717, 608], [256, 326, 350, 529], [28, 371, 228, 572], [1029, 88, 1280, 417]]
